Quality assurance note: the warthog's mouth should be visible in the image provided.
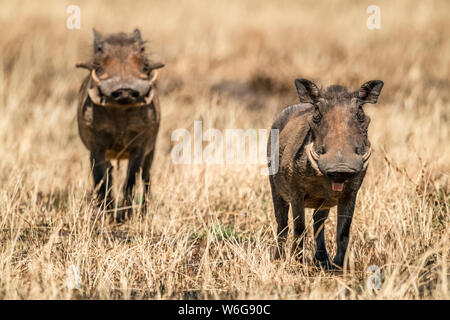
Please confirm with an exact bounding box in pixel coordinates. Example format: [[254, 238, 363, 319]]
[[331, 182, 344, 192], [306, 142, 372, 192], [87, 69, 159, 108]]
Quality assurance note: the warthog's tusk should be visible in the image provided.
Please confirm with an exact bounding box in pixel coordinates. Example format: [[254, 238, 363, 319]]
[[142, 70, 158, 105], [362, 147, 372, 170], [306, 143, 323, 176], [309, 142, 320, 161], [91, 68, 101, 87], [148, 70, 158, 87], [144, 88, 155, 105], [362, 147, 372, 162], [87, 78, 103, 106]]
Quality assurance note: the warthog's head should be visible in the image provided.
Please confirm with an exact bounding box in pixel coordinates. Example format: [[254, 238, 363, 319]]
[[295, 78, 384, 192], [77, 29, 164, 106]]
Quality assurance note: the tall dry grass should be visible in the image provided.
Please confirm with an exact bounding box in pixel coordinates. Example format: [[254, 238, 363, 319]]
[[0, 0, 448, 299]]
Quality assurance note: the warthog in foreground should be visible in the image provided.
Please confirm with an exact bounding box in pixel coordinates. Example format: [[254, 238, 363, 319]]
[[76, 29, 164, 221], [268, 78, 383, 269]]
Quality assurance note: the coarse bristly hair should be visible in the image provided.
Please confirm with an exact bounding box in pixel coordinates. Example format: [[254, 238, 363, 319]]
[[321, 85, 357, 103]]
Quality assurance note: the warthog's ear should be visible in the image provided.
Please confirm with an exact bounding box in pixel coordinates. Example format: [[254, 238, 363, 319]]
[[93, 29, 103, 53], [148, 61, 165, 70], [358, 80, 384, 104], [93, 28, 103, 42], [133, 28, 143, 44], [76, 63, 92, 70], [294, 79, 320, 104]]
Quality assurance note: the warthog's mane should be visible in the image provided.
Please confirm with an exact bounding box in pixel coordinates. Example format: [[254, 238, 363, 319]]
[[101, 32, 141, 46], [320, 85, 358, 104]]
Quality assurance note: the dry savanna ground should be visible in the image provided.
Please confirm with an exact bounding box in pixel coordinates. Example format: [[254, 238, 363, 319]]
[[0, 0, 448, 299]]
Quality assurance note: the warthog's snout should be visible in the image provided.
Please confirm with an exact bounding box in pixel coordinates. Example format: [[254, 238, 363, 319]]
[[111, 88, 141, 104], [307, 142, 371, 191], [93, 70, 152, 104]]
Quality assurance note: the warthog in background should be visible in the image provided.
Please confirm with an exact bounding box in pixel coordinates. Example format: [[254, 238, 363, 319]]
[[268, 78, 383, 269], [76, 29, 164, 221]]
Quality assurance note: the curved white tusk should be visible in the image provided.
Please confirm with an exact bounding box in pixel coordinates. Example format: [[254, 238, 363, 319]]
[[362, 147, 372, 162], [362, 147, 372, 170], [306, 143, 323, 176], [91, 68, 101, 87], [144, 88, 155, 105], [143, 70, 158, 105], [87, 81, 105, 106], [148, 70, 158, 87], [310, 142, 320, 161]]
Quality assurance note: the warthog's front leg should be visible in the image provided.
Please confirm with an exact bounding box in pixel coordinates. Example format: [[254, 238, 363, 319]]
[[90, 150, 113, 210], [292, 196, 306, 261], [334, 191, 357, 269], [141, 149, 155, 209], [313, 209, 332, 269], [270, 179, 289, 259], [120, 152, 145, 221]]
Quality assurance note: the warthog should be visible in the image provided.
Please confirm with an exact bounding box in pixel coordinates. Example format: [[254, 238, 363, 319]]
[[268, 78, 383, 269], [76, 29, 165, 221]]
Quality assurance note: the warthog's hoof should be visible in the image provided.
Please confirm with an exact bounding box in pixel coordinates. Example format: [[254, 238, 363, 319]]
[[272, 246, 285, 260], [110, 207, 133, 223], [291, 243, 304, 262], [292, 250, 304, 262], [314, 253, 339, 271], [95, 196, 115, 211]]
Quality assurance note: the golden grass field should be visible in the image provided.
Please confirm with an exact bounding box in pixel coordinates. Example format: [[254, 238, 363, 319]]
[[0, 0, 448, 299]]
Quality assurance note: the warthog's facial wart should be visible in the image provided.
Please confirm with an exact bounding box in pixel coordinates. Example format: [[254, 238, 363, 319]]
[[295, 78, 383, 192]]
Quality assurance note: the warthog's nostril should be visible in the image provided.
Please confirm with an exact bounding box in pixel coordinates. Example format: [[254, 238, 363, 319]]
[[111, 90, 122, 99], [111, 89, 140, 102]]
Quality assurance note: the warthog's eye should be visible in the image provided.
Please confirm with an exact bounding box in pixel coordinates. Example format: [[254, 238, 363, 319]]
[[142, 66, 149, 74], [94, 43, 103, 54], [142, 63, 151, 74]]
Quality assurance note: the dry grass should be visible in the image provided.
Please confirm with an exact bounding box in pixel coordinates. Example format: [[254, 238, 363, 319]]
[[0, 0, 448, 299]]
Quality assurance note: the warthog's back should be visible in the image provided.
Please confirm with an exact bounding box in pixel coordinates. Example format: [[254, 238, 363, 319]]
[[268, 103, 313, 163], [270, 103, 313, 133], [268, 103, 316, 202]]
